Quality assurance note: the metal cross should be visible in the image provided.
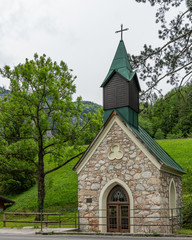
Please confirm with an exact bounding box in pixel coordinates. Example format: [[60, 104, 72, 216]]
[[115, 24, 129, 41]]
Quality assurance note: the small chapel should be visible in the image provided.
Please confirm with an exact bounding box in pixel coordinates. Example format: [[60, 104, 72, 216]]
[[73, 26, 186, 234]]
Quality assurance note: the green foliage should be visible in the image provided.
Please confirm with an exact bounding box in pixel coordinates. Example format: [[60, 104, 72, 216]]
[[0, 138, 36, 194], [183, 194, 192, 229], [0, 172, 35, 195], [166, 131, 183, 139], [81, 108, 104, 144], [139, 116, 154, 137], [80, 101, 101, 117], [154, 128, 164, 139], [140, 83, 192, 139], [0, 53, 102, 212], [133, 0, 192, 100]]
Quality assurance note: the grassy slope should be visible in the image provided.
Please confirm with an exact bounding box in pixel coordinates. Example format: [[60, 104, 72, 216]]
[[6, 158, 79, 212], [5, 138, 192, 213], [156, 138, 192, 171]]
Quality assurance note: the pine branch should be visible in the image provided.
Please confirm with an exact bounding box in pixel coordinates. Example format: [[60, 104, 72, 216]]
[[141, 60, 192, 96]]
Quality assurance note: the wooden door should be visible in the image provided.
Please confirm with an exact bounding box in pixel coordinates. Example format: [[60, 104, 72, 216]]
[[107, 185, 130, 232]]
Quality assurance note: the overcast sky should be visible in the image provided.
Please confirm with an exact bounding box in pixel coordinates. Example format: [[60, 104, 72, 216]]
[[0, 0, 187, 105]]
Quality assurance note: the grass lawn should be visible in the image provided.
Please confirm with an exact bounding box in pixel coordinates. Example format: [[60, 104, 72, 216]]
[[175, 228, 192, 235], [157, 138, 192, 171]]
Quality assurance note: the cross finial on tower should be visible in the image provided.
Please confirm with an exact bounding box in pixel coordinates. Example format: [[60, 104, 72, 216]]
[[115, 24, 129, 41]]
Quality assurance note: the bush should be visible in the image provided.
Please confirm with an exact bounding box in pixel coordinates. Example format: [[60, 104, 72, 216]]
[[154, 128, 165, 139], [187, 132, 192, 138], [0, 172, 35, 195], [183, 195, 192, 229], [166, 130, 183, 139]]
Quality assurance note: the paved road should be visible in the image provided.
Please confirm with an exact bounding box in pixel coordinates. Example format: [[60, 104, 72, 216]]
[[0, 235, 192, 240]]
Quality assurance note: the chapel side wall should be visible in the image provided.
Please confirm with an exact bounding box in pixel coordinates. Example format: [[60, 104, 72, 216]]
[[159, 171, 182, 233], [78, 122, 168, 233]]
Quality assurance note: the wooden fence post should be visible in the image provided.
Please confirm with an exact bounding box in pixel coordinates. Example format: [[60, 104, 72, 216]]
[[179, 208, 182, 229], [78, 209, 80, 231], [3, 213, 6, 227], [46, 214, 48, 228], [75, 209, 77, 228], [59, 214, 61, 228], [40, 211, 43, 232]]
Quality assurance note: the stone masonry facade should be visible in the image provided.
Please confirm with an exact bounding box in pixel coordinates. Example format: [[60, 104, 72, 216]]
[[78, 121, 182, 233]]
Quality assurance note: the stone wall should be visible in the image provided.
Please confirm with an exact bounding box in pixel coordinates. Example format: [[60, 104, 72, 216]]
[[78, 122, 182, 233]]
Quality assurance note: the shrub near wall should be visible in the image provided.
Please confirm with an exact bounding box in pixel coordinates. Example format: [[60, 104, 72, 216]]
[[183, 195, 192, 229]]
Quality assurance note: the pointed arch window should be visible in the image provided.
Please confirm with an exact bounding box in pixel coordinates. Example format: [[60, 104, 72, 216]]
[[169, 179, 176, 216], [108, 186, 129, 203]]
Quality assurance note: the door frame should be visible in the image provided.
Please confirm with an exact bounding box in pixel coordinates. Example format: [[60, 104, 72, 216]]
[[107, 185, 130, 232]]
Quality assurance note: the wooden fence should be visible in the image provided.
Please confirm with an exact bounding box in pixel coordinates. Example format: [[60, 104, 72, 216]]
[[1, 208, 186, 234], [3, 212, 61, 229], [2, 209, 78, 230]]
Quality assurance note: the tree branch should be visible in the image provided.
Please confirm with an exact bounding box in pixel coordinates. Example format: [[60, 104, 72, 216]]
[[142, 30, 192, 63], [0, 151, 38, 168], [44, 151, 85, 176], [141, 60, 192, 96]]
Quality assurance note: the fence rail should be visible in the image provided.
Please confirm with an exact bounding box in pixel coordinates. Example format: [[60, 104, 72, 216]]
[[3, 212, 62, 230], [1, 207, 187, 233]]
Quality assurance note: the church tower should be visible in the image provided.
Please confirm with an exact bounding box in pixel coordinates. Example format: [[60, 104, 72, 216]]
[[101, 39, 141, 129]]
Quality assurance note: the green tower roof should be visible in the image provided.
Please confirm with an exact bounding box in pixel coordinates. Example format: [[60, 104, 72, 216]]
[[101, 40, 135, 87]]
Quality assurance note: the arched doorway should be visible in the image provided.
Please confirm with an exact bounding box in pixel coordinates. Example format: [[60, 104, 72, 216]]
[[107, 185, 130, 232]]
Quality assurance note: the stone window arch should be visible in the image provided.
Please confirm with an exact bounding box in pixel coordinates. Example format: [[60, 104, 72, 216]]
[[169, 178, 176, 216]]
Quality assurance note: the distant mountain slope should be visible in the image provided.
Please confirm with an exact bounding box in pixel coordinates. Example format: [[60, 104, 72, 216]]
[[81, 101, 102, 115], [0, 88, 101, 114], [0, 87, 10, 99]]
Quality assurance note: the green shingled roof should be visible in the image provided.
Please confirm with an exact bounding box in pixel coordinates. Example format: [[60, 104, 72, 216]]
[[101, 40, 135, 87], [130, 125, 186, 174]]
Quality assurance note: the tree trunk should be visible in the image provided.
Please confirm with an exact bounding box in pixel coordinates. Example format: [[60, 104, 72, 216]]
[[36, 151, 45, 220], [37, 172, 45, 211]]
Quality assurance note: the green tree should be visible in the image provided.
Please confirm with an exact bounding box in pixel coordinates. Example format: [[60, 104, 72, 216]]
[[140, 83, 192, 138], [0, 54, 101, 212], [139, 116, 154, 136], [81, 108, 104, 144]]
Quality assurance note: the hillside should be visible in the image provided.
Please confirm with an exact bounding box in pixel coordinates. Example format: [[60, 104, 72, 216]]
[[157, 138, 192, 169], [6, 157, 79, 212], [157, 138, 192, 195], [0, 88, 101, 114], [4, 138, 192, 213], [139, 83, 192, 139]]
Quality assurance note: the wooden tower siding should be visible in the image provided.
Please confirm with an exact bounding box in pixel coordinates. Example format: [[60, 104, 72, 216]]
[[103, 73, 128, 110], [129, 75, 140, 113], [103, 72, 139, 113]]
